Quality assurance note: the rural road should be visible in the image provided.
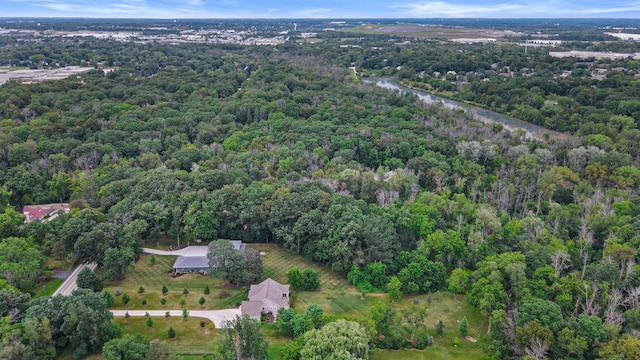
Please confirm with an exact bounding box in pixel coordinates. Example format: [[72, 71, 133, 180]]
[[51, 262, 97, 297], [110, 308, 242, 328]]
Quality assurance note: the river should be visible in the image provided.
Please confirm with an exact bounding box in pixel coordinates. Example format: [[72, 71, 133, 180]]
[[366, 78, 565, 141]]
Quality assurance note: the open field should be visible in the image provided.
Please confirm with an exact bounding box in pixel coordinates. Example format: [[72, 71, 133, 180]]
[[344, 24, 522, 39], [0, 66, 92, 85]]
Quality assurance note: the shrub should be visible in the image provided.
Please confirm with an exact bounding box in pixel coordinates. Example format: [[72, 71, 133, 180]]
[[114, 288, 121, 296], [122, 293, 130, 306], [286, 268, 303, 289], [102, 290, 115, 307], [204, 285, 210, 295], [287, 268, 320, 291], [168, 326, 176, 338], [458, 317, 469, 337], [302, 268, 320, 291], [436, 320, 444, 337], [162, 285, 168, 295]]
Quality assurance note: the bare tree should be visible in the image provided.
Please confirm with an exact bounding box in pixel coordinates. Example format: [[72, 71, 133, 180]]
[[625, 286, 640, 311], [577, 220, 594, 281], [525, 337, 550, 360], [604, 288, 625, 327], [582, 282, 601, 316], [550, 250, 571, 275]]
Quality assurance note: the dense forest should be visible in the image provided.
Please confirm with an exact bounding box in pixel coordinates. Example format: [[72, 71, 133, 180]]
[[1, 20, 640, 359]]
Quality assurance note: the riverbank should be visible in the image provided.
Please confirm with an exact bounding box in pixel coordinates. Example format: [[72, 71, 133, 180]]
[[364, 77, 568, 141]]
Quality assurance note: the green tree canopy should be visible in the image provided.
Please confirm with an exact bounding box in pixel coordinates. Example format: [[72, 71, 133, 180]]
[[300, 320, 370, 360]]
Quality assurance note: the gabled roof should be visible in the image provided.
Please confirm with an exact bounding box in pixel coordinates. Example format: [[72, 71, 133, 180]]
[[173, 256, 209, 269], [248, 278, 290, 308], [241, 301, 263, 318], [172, 241, 246, 270], [22, 204, 70, 223], [230, 240, 246, 251], [22, 206, 47, 222]]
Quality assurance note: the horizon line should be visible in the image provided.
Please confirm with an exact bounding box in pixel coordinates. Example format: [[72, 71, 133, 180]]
[[2, 17, 640, 20]]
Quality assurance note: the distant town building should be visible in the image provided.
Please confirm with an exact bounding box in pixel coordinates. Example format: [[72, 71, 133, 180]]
[[527, 39, 562, 45], [605, 32, 640, 41]]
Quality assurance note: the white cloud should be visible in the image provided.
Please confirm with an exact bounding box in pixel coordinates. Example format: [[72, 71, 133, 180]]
[[291, 8, 334, 18], [581, 2, 640, 14], [390, 1, 552, 17], [390, 0, 640, 17]]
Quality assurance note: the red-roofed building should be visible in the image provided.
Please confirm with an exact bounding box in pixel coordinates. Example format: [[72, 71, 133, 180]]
[[21, 203, 70, 223], [22, 206, 47, 223]]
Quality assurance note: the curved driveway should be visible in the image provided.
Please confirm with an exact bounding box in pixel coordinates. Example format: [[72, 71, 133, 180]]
[[143, 246, 209, 257], [110, 308, 242, 328], [126, 247, 241, 328]]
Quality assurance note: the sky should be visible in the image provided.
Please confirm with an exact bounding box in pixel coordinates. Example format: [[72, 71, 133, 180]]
[[3, 0, 640, 18]]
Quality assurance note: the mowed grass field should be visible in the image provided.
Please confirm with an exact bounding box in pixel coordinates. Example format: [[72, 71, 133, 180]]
[[102, 253, 246, 311], [99, 243, 486, 360], [371, 292, 487, 360], [249, 243, 376, 316], [114, 317, 219, 355]]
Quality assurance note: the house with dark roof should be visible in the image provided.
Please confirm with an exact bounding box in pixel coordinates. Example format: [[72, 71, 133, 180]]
[[172, 240, 246, 274], [241, 278, 290, 320]]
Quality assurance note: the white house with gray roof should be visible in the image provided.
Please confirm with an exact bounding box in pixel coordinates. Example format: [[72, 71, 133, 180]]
[[241, 278, 290, 320]]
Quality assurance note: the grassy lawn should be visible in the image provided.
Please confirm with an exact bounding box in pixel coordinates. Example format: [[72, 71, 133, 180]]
[[263, 323, 290, 360], [249, 244, 373, 316], [369, 292, 487, 360], [32, 277, 63, 298], [102, 253, 246, 311], [114, 317, 218, 355], [98, 244, 486, 360]]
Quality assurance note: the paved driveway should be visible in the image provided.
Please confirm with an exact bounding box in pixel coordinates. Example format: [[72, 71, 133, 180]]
[[110, 308, 242, 328], [51, 263, 97, 297], [143, 246, 209, 257]]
